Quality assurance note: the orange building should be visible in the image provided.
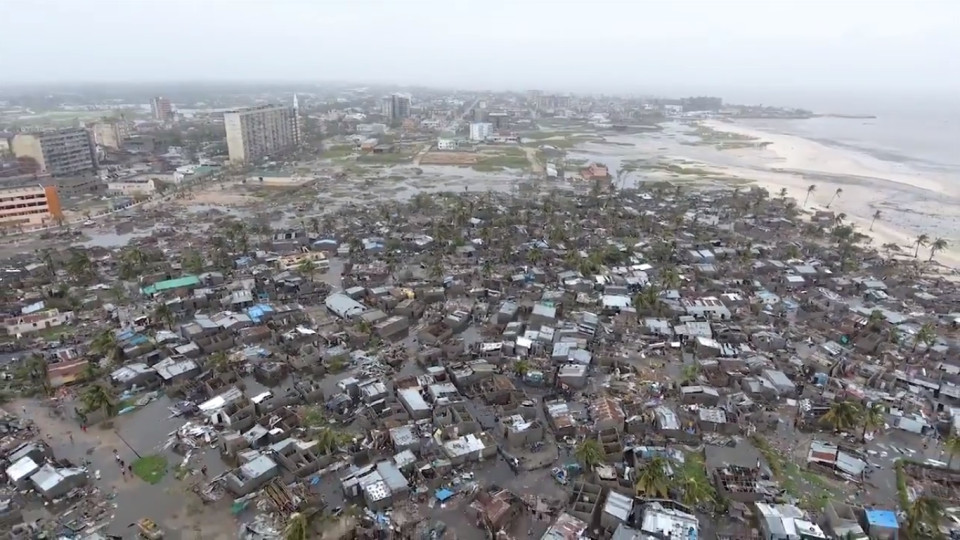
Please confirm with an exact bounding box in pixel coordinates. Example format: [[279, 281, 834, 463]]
[[0, 184, 63, 229]]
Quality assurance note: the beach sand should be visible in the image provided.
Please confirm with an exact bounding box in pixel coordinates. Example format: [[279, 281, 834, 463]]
[[693, 120, 960, 269]]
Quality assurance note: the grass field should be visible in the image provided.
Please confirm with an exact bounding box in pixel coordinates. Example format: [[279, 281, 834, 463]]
[[132, 454, 168, 484]]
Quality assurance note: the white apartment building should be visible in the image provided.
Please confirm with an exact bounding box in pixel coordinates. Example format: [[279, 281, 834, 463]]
[[11, 127, 97, 176], [437, 138, 458, 151], [224, 104, 301, 164], [91, 120, 130, 150], [469, 122, 493, 142], [0, 184, 63, 229]]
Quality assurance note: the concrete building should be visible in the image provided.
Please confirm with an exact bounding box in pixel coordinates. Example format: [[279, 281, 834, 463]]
[[91, 119, 130, 150], [11, 128, 97, 176], [469, 122, 493, 142], [0, 184, 63, 229], [381, 94, 411, 121], [151, 96, 173, 122], [224, 104, 301, 163]]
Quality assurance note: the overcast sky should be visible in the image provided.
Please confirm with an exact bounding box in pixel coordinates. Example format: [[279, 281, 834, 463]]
[[4, 0, 959, 99]]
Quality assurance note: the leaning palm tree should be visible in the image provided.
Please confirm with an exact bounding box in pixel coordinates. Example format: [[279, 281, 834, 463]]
[[820, 401, 862, 433], [635, 456, 671, 499], [778, 187, 788, 201], [870, 210, 882, 231], [861, 403, 886, 441], [802, 184, 816, 207], [90, 329, 122, 366], [826, 188, 842, 208], [676, 469, 715, 507], [906, 495, 944, 539], [914, 234, 930, 258], [945, 435, 960, 469], [153, 302, 174, 329], [928, 238, 948, 262], [575, 439, 604, 470], [315, 427, 352, 455], [513, 358, 531, 377], [913, 322, 937, 352], [659, 267, 681, 290], [81, 384, 116, 417], [834, 213, 847, 228]]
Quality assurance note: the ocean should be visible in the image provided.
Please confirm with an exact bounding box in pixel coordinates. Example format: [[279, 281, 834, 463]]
[[729, 92, 960, 174]]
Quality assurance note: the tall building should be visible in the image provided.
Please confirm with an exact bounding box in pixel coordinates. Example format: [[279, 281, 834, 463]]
[[0, 184, 63, 229], [151, 96, 173, 122], [223, 104, 301, 164], [11, 127, 97, 177], [381, 94, 411, 121], [91, 118, 130, 150], [469, 122, 493, 142]]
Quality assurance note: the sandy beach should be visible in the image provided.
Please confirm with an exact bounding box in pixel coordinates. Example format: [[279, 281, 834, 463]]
[[694, 120, 960, 269]]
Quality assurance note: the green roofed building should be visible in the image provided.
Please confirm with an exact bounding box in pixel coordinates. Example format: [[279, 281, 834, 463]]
[[141, 275, 201, 295]]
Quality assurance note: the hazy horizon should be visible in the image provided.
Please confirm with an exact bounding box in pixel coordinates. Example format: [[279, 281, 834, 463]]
[[5, 0, 959, 100]]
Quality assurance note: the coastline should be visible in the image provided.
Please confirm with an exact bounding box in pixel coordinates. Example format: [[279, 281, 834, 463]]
[[694, 119, 960, 269]]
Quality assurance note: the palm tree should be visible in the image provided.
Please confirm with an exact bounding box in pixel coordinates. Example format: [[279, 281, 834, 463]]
[[659, 267, 681, 290], [913, 322, 937, 352], [778, 187, 788, 201], [513, 358, 530, 378], [914, 234, 930, 258], [680, 364, 700, 385], [905, 495, 943, 539], [802, 184, 816, 207], [870, 210, 882, 231], [284, 511, 313, 540], [315, 427, 351, 455], [181, 249, 204, 274], [928, 238, 948, 262], [298, 259, 317, 281], [66, 249, 94, 281], [527, 247, 543, 265], [867, 309, 885, 331], [821, 401, 861, 433], [575, 438, 604, 470], [26, 354, 52, 396], [81, 384, 116, 417], [152, 302, 174, 329], [944, 435, 960, 469], [834, 213, 847, 228], [208, 351, 231, 373], [90, 329, 122, 366], [676, 469, 715, 507], [631, 286, 662, 317], [827, 188, 842, 208], [861, 403, 885, 442], [635, 456, 671, 499]]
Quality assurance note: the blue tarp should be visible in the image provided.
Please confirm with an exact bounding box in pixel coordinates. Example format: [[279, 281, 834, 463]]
[[435, 488, 454, 501]]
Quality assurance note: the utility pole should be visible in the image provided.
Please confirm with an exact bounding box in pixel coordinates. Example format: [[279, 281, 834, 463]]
[[114, 429, 142, 459]]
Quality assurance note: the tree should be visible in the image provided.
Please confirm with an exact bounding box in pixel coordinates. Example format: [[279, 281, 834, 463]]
[[66, 249, 94, 281], [861, 402, 885, 442], [315, 427, 351, 455], [26, 354, 52, 396], [635, 456, 671, 499], [513, 358, 530, 377], [870, 210, 882, 231], [945, 435, 960, 469], [181, 249, 204, 274], [81, 384, 116, 417], [153, 302, 174, 329], [298, 259, 318, 281], [778, 187, 788, 201], [680, 363, 700, 385], [208, 351, 230, 373], [803, 184, 816, 207], [929, 238, 948, 262], [659, 267, 681, 290], [90, 329, 122, 366], [575, 438, 604, 470], [913, 322, 937, 352], [914, 234, 930, 258], [527, 247, 543, 265], [834, 213, 847, 228], [676, 467, 715, 507], [821, 401, 861, 433], [905, 495, 943, 539], [827, 188, 842, 208], [867, 309, 885, 331], [284, 511, 313, 540], [631, 286, 662, 317]]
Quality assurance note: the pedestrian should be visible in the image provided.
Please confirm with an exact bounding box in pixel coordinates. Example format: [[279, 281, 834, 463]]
[[128, 464, 133, 475], [119, 460, 125, 469], [81, 423, 87, 432], [69, 432, 74, 444], [21, 405, 27, 416], [201, 465, 208, 477]]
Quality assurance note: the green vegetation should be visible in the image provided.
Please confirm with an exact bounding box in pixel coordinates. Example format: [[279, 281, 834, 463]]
[[575, 438, 604, 469], [357, 152, 413, 164], [323, 144, 357, 159], [751, 435, 836, 511], [132, 454, 168, 484], [472, 148, 531, 172]]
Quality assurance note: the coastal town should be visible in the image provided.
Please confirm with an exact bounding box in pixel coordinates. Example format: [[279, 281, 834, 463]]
[[0, 86, 958, 540]]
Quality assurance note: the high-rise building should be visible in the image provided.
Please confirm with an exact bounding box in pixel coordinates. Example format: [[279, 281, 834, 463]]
[[11, 127, 98, 177], [91, 118, 130, 150], [469, 122, 493, 142], [151, 96, 173, 122], [381, 94, 411, 121], [223, 104, 301, 164], [0, 184, 63, 229]]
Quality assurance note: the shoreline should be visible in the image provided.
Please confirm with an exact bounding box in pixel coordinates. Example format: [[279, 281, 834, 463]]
[[695, 120, 960, 269]]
